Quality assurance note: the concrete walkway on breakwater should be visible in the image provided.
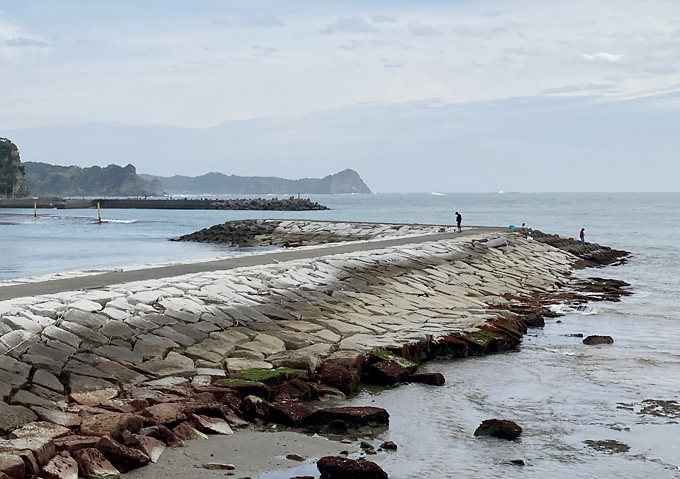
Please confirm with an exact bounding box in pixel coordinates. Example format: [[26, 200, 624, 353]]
[[0, 227, 505, 301]]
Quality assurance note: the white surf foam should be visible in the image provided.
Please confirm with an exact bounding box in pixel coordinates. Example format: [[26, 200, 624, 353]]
[[549, 304, 599, 315], [100, 219, 138, 224]]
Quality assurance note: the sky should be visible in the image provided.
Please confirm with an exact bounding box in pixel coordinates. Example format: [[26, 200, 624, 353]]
[[1, 0, 679, 192]]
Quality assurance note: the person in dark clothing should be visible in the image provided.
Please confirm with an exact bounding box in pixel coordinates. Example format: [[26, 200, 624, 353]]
[[456, 212, 462, 232], [579, 228, 585, 245]]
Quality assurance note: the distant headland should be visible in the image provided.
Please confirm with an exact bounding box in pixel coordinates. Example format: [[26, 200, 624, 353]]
[[0, 137, 372, 198], [141, 168, 371, 195]]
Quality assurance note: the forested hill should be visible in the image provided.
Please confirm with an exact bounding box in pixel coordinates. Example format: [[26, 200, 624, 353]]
[[24, 162, 162, 197], [141, 168, 371, 195], [0, 138, 30, 198]]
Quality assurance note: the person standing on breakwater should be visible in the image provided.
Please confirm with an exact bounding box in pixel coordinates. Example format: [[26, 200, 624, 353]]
[[579, 228, 586, 245], [456, 212, 462, 232]]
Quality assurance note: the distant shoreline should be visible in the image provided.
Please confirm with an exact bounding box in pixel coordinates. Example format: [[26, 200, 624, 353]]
[[0, 197, 329, 211]]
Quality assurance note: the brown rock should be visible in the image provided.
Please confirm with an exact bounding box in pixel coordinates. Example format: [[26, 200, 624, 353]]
[[189, 414, 233, 435], [317, 363, 358, 396], [54, 436, 100, 454], [434, 335, 469, 358], [366, 361, 409, 386], [41, 451, 78, 479], [201, 462, 235, 470], [219, 405, 248, 428], [406, 373, 445, 386], [123, 434, 166, 463], [317, 456, 388, 479], [474, 419, 522, 440], [192, 392, 217, 403], [99, 399, 148, 414], [325, 350, 365, 373], [9, 421, 72, 440], [136, 425, 183, 447], [380, 441, 397, 451], [95, 435, 150, 473], [311, 407, 389, 429], [80, 413, 143, 440], [583, 335, 614, 345], [172, 422, 207, 441], [141, 403, 187, 426], [0, 437, 56, 467], [268, 402, 314, 427], [215, 380, 271, 400], [242, 395, 270, 419], [72, 448, 120, 479], [309, 383, 346, 400], [0, 454, 24, 479], [271, 378, 313, 402], [1, 449, 39, 476]]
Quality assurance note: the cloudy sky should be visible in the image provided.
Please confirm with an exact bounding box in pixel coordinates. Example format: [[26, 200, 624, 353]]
[[1, 0, 679, 192]]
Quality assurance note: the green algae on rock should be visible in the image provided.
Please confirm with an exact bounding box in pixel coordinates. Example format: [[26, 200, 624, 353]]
[[584, 440, 630, 454], [240, 368, 307, 386], [369, 350, 419, 372]]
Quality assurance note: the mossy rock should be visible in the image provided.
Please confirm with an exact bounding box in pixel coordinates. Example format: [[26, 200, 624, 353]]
[[494, 319, 523, 336], [240, 368, 306, 385], [467, 330, 504, 346], [215, 378, 271, 400], [357, 426, 373, 436], [370, 349, 419, 372], [215, 378, 266, 388], [584, 440, 630, 454]]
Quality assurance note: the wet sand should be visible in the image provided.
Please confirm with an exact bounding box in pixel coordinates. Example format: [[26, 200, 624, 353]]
[[124, 429, 378, 479]]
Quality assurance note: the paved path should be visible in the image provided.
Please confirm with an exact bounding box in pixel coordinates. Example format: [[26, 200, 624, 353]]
[[0, 227, 505, 301]]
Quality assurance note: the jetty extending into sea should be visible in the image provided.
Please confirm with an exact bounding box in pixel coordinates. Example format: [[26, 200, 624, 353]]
[[0, 221, 629, 478], [0, 197, 328, 211]]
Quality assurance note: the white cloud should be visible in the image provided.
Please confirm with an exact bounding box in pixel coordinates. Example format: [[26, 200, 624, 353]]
[[409, 24, 441, 37], [582, 52, 624, 63], [1, 37, 49, 48], [320, 17, 378, 35], [2, 0, 680, 131], [0, 16, 50, 61], [371, 14, 397, 24]]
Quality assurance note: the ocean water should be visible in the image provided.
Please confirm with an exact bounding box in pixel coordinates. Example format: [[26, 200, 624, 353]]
[[1, 192, 679, 477]]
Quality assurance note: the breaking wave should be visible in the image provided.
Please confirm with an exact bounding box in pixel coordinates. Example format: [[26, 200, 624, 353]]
[[549, 304, 599, 315]]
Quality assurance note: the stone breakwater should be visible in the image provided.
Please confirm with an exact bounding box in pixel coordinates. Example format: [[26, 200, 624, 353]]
[[0, 197, 328, 211], [0, 222, 629, 478], [174, 219, 457, 247]]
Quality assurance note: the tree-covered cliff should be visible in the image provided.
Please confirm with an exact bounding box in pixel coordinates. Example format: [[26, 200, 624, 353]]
[[24, 162, 162, 197], [0, 138, 30, 198], [142, 168, 371, 194]]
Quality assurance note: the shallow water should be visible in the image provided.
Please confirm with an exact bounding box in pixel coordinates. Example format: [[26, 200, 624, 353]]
[[344, 296, 680, 478]]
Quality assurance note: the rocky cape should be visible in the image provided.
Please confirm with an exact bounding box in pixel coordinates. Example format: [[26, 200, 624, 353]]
[[24, 162, 162, 197], [0, 138, 30, 198], [0, 221, 631, 479], [141, 168, 371, 195]]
